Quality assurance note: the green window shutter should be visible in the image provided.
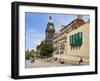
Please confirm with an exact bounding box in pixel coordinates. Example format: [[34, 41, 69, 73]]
[[72, 35, 73, 46], [79, 32, 81, 45], [80, 32, 82, 45], [76, 33, 79, 46], [81, 32, 83, 43], [70, 36, 71, 45], [78, 32, 83, 46], [70, 32, 83, 47], [71, 36, 72, 45], [73, 34, 76, 46], [75, 33, 77, 46], [77, 32, 80, 46]]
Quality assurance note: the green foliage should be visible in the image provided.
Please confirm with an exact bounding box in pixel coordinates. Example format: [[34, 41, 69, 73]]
[[25, 51, 33, 59], [40, 43, 54, 58]]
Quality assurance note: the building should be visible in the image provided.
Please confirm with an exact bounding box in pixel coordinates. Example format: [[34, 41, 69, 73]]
[[36, 15, 89, 65], [53, 16, 89, 65], [65, 21, 89, 65], [45, 16, 55, 44]]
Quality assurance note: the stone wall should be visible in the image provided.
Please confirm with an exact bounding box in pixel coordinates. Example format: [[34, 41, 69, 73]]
[[64, 22, 89, 64]]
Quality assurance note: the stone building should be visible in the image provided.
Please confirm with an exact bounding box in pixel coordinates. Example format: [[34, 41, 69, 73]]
[[53, 16, 89, 65], [45, 16, 55, 44], [65, 21, 89, 64]]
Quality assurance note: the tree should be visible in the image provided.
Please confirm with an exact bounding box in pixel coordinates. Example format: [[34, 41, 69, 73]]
[[25, 50, 33, 60], [40, 43, 54, 58]]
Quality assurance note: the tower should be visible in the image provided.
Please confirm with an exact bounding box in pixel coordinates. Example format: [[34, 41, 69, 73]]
[[45, 16, 55, 44]]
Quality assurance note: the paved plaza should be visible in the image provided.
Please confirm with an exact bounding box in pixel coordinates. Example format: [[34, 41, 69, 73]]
[[25, 59, 72, 68]]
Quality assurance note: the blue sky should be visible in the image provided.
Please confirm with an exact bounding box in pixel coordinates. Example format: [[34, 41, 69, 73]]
[[25, 12, 89, 51]]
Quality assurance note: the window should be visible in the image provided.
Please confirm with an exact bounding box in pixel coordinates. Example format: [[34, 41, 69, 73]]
[[70, 32, 83, 47]]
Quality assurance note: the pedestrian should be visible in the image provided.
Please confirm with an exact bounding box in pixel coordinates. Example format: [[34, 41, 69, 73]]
[[79, 57, 83, 64]]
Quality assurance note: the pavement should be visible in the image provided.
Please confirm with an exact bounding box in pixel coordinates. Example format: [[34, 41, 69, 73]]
[[25, 59, 71, 68]]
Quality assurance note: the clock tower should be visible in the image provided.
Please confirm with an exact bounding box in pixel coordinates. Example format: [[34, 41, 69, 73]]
[[45, 16, 55, 44]]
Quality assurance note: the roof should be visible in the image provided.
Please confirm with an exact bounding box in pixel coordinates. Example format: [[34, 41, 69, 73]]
[[60, 18, 85, 32]]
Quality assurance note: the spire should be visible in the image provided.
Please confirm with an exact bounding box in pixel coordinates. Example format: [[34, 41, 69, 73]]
[[49, 16, 51, 20], [49, 16, 53, 23]]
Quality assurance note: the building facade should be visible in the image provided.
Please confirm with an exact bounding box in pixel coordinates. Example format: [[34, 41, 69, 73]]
[[65, 21, 89, 64], [53, 16, 89, 65]]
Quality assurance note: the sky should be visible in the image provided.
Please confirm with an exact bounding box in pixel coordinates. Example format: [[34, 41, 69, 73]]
[[25, 12, 89, 51]]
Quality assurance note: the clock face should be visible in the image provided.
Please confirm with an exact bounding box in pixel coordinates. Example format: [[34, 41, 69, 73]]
[[49, 26, 53, 29]]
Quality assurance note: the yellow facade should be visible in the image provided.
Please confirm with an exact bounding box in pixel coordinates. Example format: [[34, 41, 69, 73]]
[[64, 22, 89, 64], [53, 21, 89, 65]]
